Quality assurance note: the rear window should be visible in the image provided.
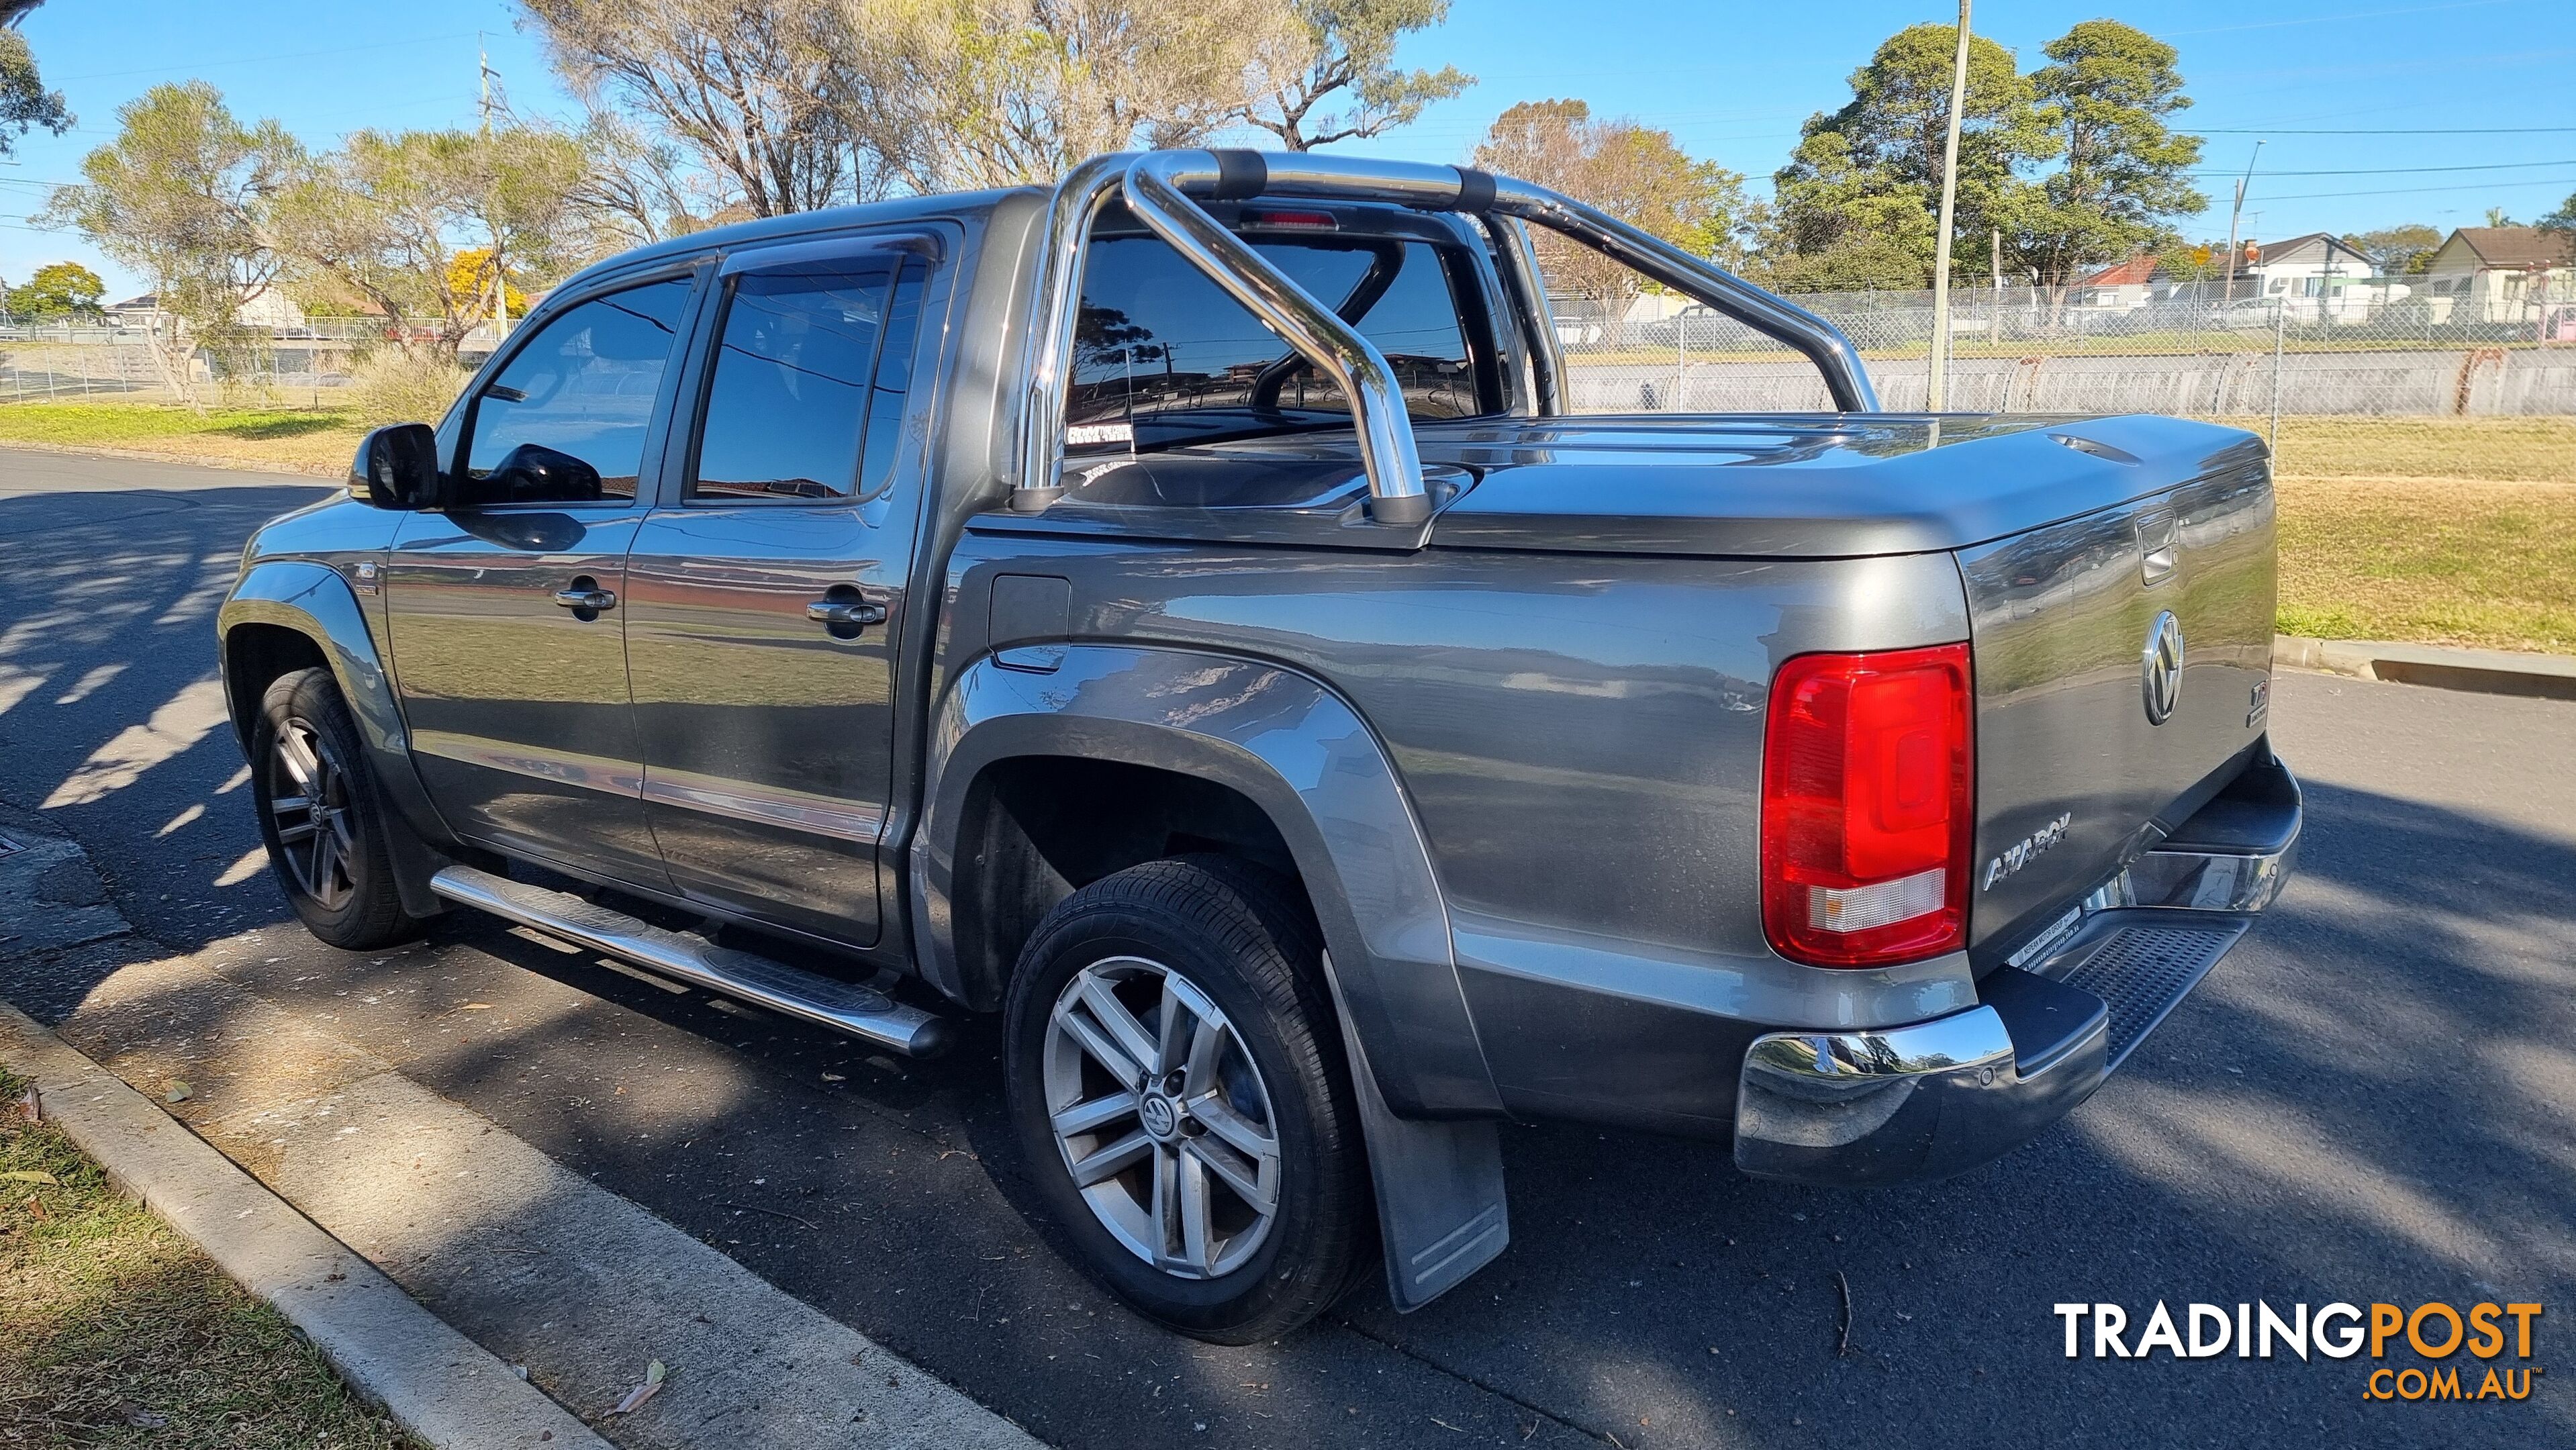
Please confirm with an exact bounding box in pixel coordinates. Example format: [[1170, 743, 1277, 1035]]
[[1065, 233, 1490, 452]]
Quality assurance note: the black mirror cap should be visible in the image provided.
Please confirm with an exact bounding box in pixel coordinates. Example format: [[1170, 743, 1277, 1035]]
[[352, 423, 440, 509]]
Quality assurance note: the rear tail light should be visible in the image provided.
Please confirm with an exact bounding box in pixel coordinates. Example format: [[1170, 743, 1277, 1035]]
[[1760, 644, 1974, 967]]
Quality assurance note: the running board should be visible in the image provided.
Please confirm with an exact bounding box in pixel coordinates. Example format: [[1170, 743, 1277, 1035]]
[[427, 866, 951, 1057]]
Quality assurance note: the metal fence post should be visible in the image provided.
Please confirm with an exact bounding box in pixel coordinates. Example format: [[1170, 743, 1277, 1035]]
[[2270, 300, 2285, 452]]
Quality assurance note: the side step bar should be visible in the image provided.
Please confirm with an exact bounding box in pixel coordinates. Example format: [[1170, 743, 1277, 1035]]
[[428, 866, 951, 1057]]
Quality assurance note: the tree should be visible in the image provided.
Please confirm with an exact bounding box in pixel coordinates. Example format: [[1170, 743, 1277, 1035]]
[[2540, 192, 2575, 236], [2343, 223, 2442, 275], [2152, 238, 2222, 285], [2014, 21, 2203, 295], [1770, 24, 2056, 273], [1473, 99, 1755, 304], [272, 126, 585, 359], [5, 259, 103, 320], [1237, 0, 1469, 150], [1759, 234, 1926, 293], [853, 0, 1289, 192], [521, 0, 873, 219], [1, 2, 71, 161], [40, 82, 299, 407], [2484, 207, 2517, 228], [562, 107, 718, 248]]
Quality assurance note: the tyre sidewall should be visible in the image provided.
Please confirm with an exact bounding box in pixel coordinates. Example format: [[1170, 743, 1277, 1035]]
[[1003, 865, 1362, 1340], [248, 668, 411, 948]]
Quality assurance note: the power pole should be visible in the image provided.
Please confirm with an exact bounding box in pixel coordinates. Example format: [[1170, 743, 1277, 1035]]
[[2222, 140, 2264, 305], [1991, 226, 2003, 343], [1927, 0, 1972, 412], [478, 36, 510, 334]]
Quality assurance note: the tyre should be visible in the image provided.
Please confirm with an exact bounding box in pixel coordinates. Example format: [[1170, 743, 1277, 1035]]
[[248, 667, 420, 951], [1003, 857, 1370, 1343]]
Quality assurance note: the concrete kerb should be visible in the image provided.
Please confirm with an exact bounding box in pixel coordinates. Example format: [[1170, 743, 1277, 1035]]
[[0, 1000, 614, 1450], [0, 800, 1045, 1450], [2274, 634, 2576, 702]]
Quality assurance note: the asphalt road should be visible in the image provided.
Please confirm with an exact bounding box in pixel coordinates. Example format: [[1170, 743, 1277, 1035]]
[[4, 447, 2571, 1448]]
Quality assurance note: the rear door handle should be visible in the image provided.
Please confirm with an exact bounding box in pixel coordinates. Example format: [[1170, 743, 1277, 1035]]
[[806, 599, 888, 629], [553, 584, 616, 613]]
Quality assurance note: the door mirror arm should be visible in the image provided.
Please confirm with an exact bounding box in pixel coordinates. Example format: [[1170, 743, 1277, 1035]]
[[352, 423, 442, 510]]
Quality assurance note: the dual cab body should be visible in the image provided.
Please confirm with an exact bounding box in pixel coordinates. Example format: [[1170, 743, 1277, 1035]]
[[220, 152, 2297, 1338]]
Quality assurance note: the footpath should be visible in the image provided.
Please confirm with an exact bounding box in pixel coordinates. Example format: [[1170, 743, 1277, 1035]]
[[0, 799, 1043, 1450]]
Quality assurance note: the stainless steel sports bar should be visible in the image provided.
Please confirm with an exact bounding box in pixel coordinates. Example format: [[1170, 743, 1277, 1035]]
[[1010, 150, 1880, 516], [1121, 151, 1433, 525]]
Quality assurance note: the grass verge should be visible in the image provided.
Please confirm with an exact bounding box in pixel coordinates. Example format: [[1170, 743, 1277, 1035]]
[[0, 403, 368, 475], [2275, 475, 2576, 654], [0, 1065, 420, 1448]]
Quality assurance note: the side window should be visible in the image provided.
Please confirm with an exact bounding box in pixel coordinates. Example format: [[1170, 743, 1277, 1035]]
[[463, 276, 694, 504], [855, 260, 928, 503], [689, 257, 900, 501]]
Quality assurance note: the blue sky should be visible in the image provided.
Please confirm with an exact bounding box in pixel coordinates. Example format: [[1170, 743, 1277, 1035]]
[[5, 0, 2571, 295]]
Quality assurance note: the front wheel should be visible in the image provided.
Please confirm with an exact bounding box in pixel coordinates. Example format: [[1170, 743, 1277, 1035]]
[[1003, 857, 1370, 1343], [248, 667, 420, 951]]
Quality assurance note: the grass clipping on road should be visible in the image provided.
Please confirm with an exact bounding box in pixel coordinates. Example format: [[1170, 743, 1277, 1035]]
[[0, 1067, 419, 1448]]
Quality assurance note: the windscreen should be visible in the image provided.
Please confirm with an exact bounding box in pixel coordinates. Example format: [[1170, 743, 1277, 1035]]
[[1065, 233, 1488, 453]]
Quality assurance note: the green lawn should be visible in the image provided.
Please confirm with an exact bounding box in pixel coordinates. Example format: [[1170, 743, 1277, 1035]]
[[0, 402, 367, 475], [0, 1067, 420, 1447]]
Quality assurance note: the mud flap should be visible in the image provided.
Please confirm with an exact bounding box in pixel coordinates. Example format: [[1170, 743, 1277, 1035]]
[[1323, 954, 1510, 1312]]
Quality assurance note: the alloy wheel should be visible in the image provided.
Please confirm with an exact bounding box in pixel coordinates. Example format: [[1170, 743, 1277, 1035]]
[[1042, 955, 1283, 1279], [267, 716, 356, 912]]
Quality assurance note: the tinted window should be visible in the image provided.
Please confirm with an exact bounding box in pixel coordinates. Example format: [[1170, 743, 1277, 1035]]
[[691, 258, 900, 501], [1065, 234, 1484, 452], [855, 259, 928, 503], [464, 277, 693, 503]]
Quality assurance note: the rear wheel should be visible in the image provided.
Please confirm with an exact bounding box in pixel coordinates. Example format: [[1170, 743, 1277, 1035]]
[[248, 668, 420, 950], [1003, 857, 1370, 1343]]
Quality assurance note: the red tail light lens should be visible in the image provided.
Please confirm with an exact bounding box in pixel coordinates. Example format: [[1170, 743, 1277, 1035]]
[[1760, 644, 1974, 967]]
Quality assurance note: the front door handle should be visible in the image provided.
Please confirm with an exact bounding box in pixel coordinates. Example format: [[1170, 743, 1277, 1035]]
[[806, 599, 888, 630], [554, 583, 616, 614]]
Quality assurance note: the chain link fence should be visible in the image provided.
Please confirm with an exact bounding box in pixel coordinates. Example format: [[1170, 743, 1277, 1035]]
[[0, 320, 416, 407], [1550, 283, 2576, 424], [10, 285, 2575, 424]]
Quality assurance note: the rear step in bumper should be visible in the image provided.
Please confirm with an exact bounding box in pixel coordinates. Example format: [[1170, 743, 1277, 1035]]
[[427, 866, 951, 1058], [1733, 755, 2299, 1187]]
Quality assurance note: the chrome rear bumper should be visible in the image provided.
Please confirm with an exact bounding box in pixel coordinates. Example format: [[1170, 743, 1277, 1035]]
[[1734, 754, 2300, 1186]]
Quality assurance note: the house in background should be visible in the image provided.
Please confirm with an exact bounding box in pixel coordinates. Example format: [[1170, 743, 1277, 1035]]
[[2070, 255, 2157, 310], [2420, 227, 2575, 326], [2239, 233, 2381, 322], [99, 289, 308, 332]]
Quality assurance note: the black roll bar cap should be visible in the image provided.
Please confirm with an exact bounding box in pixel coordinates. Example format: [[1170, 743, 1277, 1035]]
[[1209, 149, 1270, 201]]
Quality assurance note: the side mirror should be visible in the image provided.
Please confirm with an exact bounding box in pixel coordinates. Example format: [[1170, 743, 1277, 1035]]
[[352, 423, 440, 510]]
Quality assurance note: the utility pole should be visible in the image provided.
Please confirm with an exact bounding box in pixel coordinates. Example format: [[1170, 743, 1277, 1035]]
[[2222, 140, 2264, 305], [1991, 226, 2003, 344], [1927, 0, 1972, 412], [478, 36, 510, 334]]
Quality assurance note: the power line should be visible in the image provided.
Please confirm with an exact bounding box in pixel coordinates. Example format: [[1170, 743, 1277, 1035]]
[[2201, 126, 2576, 135], [2188, 159, 2576, 177], [2249, 175, 2576, 202], [2152, 0, 2521, 38]]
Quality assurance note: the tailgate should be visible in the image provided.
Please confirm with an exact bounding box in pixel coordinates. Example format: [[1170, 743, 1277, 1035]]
[[1956, 453, 2277, 958]]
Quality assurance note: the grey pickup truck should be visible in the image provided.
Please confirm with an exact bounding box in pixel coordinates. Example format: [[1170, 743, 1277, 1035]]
[[218, 149, 2299, 1343]]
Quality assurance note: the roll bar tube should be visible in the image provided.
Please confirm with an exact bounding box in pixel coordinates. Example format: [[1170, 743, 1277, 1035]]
[[1010, 150, 1880, 517]]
